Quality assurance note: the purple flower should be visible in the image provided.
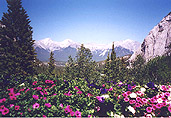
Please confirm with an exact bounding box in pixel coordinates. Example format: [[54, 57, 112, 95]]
[[100, 88, 108, 94], [128, 84, 132, 91], [147, 82, 155, 88]]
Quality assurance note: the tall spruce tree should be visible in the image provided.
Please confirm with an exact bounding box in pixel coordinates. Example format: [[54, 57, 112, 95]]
[[103, 52, 111, 82], [0, 0, 36, 78], [48, 51, 55, 75]]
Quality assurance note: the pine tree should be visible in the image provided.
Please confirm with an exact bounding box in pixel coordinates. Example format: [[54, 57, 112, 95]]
[[103, 52, 111, 82], [48, 51, 55, 75], [0, 0, 36, 78]]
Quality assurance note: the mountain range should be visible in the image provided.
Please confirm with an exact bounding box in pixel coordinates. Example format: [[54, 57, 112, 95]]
[[34, 38, 140, 62]]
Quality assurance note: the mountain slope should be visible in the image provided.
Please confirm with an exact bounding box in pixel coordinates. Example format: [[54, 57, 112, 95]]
[[34, 39, 140, 62]]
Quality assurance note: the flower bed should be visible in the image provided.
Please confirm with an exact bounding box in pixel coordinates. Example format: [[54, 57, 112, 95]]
[[0, 75, 171, 117]]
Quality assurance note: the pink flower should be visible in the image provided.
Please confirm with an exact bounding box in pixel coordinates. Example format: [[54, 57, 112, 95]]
[[126, 91, 131, 95], [45, 103, 51, 108], [28, 108, 31, 112], [43, 115, 47, 118], [124, 97, 129, 102], [102, 84, 105, 87], [135, 103, 141, 107], [146, 107, 152, 113], [162, 102, 167, 106], [77, 91, 82, 95], [122, 92, 128, 97], [95, 106, 100, 111], [15, 93, 21, 96], [88, 115, 92, 118], [87, 93, 93, 97], [64, 91, 72, 96], [129, 100, 136, 104], [45, 80, 51, 83], [37, 87, 42, 90], [15, 105, 20, 110], [40, 91, 44, 96], [136, 97, 142, 102], [75, 110, 81, 117], [152, 104, 157, 110], [75, 86, 80, 91], [1, 107, 9, 115], [0, 105, 5, 112], [150, 98, 156, 103], [9, 92, 15, 96], [44, 90, 48, 95], [161, 85, 167, 91], [96, 96, 103, 102], [142, 98, 147, 103], [59, 103, 64, 109], [19, 88, 25, 92], [165, 92, 170, 97], [10, 96, 17, 100], [43, 97, 46, 100], [33, 95, 39, 100], [108, 87, 113, 91], [64, 105, 72, 114], [33, 103, 40, 109], [168, 105, 171, 112], [20, 113, 23, 115], [10, 104, 14, 107], [8, 88, 14, 93], [25, 88, 30, 93], [70, 111, 75, 116], [32, 81, 37, 85], [156, 103, 162, 109], [0, 98, 6, 103]]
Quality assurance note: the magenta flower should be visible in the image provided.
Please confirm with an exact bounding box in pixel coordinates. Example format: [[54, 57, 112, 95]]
[[32, 81, 37, 85], [43, 97, 46, 100], [75, 86, 80, 91], [150, 98, 156, 103], [122, 92, 128, 97], [19, 88, 25, 92], [96, 96, 104, 103], [15, 105, 20, 110], [0, 105, 5, 112], [88, 115, 92, 117], [135, 103, 141, 107], [168, 105, 171, 112], [152, 104, 157, 110], [1, 107, 9, 115], [70, 111, 75, 116], [126, 91, 131, 95], [77, 91, 83, 95], [15, 93, 21, 96], [129, 100, 136, 104], [33, 103, 40, 109], [162, 102, 167, 106], [161, 85, 167, 91], [75, 110, 81, 117], [10, 96, 17, 100], [8, 88, 14, 93], [44, 90, 48, 95], [146, 107, 152, 113], [37, 87, 42, 91], [45, 103, 51, 108], [10, 104, 14, 107], [45, 80, 51, 83], [142, 98, 147, 103], [102, 84, 105, 87], [33, 95, 39, 100], [136, 97, 142, 102], [108, 87, 113, 91], [124, 97, 129, 102], [59, 103, 64, 109], [87, 93, 93, 97], [156, 103, 162, 109], [164, 92, 170, 97], [9, 92, 15, 96], [64, 105, 72, 114], [64, 91, 72, 96], [25, 88, 30, 93], [43, 115, 47, 118], [40, 91, 44, 96], [0, 98, 6, 103]]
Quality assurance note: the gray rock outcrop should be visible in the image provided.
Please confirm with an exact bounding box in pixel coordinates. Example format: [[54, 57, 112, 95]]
[[130, 12, 171, 62]]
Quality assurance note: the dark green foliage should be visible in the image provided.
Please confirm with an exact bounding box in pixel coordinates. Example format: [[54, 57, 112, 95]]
[[48, 51, 55, 75], [63, 44, 100, 83], [0, 0, 36, 80]]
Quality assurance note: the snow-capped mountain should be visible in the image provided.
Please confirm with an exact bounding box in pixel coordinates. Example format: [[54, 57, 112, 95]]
[[34, 38, 140, 62]]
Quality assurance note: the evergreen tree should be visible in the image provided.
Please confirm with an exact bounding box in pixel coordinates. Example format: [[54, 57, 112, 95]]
[[103, 52, 111, 82], [48, 51, 55, 75], [0, 0, 36, 78]]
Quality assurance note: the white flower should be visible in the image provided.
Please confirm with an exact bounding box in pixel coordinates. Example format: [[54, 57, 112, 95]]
[[140, 87, 146, 93], [128, 106, 135, 114], [19, 83, 25, 86], [129, 92, 137, 98], [100, 94, 109, 99], [168, 95, 171, 101], [157, 98, 163, 103], [146, 114, 152, 118]]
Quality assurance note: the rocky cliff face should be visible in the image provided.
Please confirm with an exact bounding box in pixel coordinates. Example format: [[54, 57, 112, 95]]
[[130, 12, 171, 62]]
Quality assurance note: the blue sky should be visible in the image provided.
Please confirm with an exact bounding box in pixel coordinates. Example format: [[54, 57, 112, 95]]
[[0, 0, 171, 44]]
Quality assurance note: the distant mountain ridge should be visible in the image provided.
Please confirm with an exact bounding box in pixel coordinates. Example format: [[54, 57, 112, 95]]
[[34, 38, 140, 62]]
